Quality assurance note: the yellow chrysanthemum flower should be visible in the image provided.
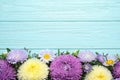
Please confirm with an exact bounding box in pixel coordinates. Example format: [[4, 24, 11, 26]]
[[17, 58, 49, 80], [85, 65, 113, 80]]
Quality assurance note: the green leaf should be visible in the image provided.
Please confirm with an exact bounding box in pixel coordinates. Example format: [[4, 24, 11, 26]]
[[95, 52, 99, 54], [66, 51, 70, 54], [115, 53, 120, 60], [57, 49, 61, 56], [6, 48, 11, 53], [72, 50, 79, 56]]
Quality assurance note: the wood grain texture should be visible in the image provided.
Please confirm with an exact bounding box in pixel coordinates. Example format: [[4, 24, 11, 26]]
[[0, 0, 120, 21], [0, 22, 120, 48], [0, 0, 120, 51]]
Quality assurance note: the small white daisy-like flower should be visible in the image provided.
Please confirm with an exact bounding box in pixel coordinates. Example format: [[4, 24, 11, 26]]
[[39, 50, 56, 63], [103, 54, 117, 66]]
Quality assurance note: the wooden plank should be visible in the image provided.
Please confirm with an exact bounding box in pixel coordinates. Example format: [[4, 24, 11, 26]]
[[0, 22, 120, 48], [0, 0, 120, 21]]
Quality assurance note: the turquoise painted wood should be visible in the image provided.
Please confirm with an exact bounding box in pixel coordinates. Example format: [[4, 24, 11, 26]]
[[0, 0, 120, 53], [0, 0, 120, 21], [0, 23, 120, 48]]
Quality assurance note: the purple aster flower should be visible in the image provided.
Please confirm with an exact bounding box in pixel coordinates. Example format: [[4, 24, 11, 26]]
[[0, 59, 16, 80], [115, 78, 120, 80], [50, 54, 83, 80], [83, 63, 92, 73], [113, 61, 120, 78], [78, 51, 96, 62], [96, 54, 105, 63], [7, 50, 28, 64]]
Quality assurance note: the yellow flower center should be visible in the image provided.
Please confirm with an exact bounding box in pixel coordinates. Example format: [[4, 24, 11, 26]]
[[106, 60, 114, 65], [31, 65, 36, 69], [28, 64, 37, 72], [97, 75, 104, 79], [44, 53, 51, 60]]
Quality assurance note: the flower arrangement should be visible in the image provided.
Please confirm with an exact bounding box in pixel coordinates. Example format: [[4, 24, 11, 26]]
[[0, 48, 120, 80]]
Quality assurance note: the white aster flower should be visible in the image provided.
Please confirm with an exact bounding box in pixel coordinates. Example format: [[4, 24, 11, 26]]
[[103, 54, 117, 66], [39, 50, 56, 63]]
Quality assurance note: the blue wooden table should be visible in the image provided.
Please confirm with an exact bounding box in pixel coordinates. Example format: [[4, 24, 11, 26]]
[[0, 0, 120, 53]]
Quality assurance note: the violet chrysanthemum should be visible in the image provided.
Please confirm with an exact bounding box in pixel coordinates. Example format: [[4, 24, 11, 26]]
[[78, 51, 96, 62], [0, 59, 16, 80], [84, 63, 92, 73], [50, 54, 82, 80], [113, 61, 120, 78], [7, 50, 28, 64]]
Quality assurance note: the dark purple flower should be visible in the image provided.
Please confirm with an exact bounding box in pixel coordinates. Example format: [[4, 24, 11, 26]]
[[7, 50, 28, 64], [83, 63, 92, 73], [50, 54, 82, 80], [96, 54, 105, 63], [0, 59, 16, 80], [113, 61, 120, 78]]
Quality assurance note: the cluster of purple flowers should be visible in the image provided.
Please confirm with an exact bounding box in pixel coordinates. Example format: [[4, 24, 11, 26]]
[[0, 49, 120, 80], [0, 50, 28, 80]]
